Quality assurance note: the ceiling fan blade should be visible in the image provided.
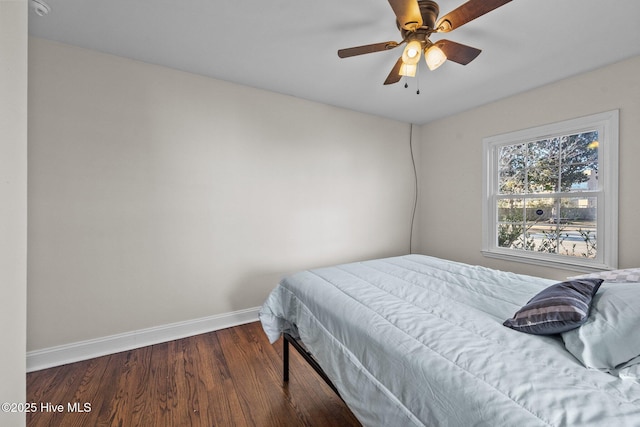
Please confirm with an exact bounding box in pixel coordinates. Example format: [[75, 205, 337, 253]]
[[435, 39, 481, 65], [436, 0, 512, 33], [383, 57, 405, 85], [388, 0, 423, 31], [338, 41, 399, 58]]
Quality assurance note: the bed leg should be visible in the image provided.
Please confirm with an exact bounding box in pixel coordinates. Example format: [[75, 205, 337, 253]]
[[283, 334, 290, 383], [282, 332, 342, 399]]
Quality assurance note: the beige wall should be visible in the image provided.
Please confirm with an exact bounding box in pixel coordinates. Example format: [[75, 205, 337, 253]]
[[27, 38, 415, 351], [414, 56, 640, 280], [0, 0, 28, 425], [27, 36, 640, 354]]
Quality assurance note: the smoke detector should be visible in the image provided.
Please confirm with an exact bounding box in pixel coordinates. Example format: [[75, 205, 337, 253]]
[[30, 0, 51, 16]]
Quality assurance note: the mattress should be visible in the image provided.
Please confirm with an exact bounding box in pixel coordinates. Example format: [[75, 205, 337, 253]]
[[259, 254, 640, 426]]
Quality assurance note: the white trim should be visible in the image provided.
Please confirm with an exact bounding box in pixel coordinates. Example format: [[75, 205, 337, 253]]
[[481, 250, 609, 273], [26, 307, 261, 372]]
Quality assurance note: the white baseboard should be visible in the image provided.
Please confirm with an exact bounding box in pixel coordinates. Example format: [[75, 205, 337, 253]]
[[27, 307, 261, 372]]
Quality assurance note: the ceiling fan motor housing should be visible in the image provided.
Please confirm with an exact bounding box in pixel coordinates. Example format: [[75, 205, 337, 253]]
[[419, 0, 439, 29], [399, 0, 439, 42], [396, 1, 438, 30]]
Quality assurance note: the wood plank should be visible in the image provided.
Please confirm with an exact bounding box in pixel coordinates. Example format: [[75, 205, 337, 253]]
[[190, 332, 249, 426], [140, 342, 171, 427], [93, 351, 135, 427]]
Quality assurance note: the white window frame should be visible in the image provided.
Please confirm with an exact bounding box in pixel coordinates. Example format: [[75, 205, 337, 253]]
[[482, 110, 619, 272]]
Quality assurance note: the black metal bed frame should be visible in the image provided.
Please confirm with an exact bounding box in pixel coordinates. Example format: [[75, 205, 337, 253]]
[[282, 332, 342, 399]]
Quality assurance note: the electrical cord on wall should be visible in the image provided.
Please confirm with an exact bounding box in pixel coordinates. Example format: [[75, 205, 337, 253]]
[[409, 123, 418, 254]]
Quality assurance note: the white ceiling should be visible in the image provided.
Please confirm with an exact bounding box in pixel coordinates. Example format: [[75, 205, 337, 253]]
[[28, 0, 640, 125]]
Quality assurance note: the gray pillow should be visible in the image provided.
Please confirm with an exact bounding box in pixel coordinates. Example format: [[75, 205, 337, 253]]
[[503, 278, 603, 335], [562, 283, 640, 371]]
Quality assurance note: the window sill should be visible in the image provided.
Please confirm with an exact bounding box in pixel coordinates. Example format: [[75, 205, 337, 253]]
[[481, 249, 613, 273]]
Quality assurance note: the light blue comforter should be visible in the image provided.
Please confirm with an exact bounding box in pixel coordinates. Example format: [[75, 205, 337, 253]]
[[259, 255, 640, 426]]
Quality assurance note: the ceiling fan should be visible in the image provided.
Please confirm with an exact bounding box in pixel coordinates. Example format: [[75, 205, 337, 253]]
[[337, 0, 512, 85]]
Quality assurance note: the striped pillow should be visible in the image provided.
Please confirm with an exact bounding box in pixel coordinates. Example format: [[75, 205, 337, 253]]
[[503, 278, 604, 335], [568, 268, 640, 283]]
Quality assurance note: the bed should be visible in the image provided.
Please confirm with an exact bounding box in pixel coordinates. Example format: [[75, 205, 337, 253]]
[[259, 254, 640, 426]]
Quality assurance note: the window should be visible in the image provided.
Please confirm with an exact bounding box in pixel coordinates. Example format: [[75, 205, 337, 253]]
[[482, 110, 618, 271]]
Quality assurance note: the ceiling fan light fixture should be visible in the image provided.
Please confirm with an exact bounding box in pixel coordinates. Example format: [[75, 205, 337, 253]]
[[399, 62, 417, 77], [402, 40, 422, 66], [425, 44, 447, 71]]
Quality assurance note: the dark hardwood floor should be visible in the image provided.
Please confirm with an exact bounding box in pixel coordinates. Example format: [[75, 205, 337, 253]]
[[26, 322, 362, 426]]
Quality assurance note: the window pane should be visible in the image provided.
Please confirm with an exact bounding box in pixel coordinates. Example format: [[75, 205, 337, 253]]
[[561, 131, 599, 192], [524, 198, 558, 253], [527, 138, 560, 193], [497, 198, 525, 249], [525, 198, 554, 222], [499, 144, 526, 194], [497, 198, 524, 221], [558, 197, 597, 258]]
